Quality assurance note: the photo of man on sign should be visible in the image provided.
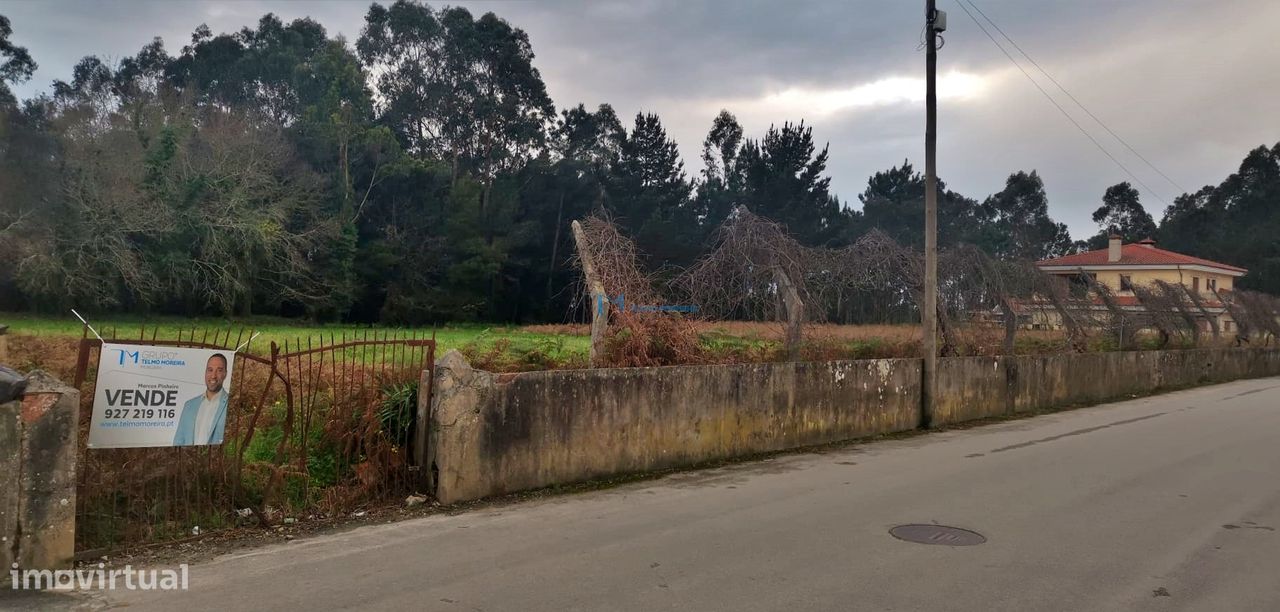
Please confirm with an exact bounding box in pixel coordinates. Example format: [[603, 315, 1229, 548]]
[[88, 343, 236, 449], [173, 353, 229, 446]]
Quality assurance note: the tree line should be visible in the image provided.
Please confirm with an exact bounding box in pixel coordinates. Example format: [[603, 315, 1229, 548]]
[[1, 5, 1277, 324]]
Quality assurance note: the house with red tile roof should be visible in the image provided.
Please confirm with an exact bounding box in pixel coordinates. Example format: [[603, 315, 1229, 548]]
[[1026, 236, 1247, 335]]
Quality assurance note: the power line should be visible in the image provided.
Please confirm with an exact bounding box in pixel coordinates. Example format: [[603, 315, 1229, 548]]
[[952, 0, 1169, 206], [963, 0, 1185, 194]]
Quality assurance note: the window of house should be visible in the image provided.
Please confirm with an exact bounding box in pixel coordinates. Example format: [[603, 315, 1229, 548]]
[[1192, 277, 1200, 293], [1120, 275, 1134, 291], [1207, 278, 1217, 292], [1068, 273, 1094, 298]]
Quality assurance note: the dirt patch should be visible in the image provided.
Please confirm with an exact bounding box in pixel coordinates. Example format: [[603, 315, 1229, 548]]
[[6, 334, 83, 381], [74, 499, 447, 569]]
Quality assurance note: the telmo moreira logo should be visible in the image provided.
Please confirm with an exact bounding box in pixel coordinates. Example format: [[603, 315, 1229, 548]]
[[113, 348, 187, 367]]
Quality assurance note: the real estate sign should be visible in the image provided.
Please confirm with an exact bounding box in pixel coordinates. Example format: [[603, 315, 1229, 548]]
[[88, 343, 235, 449]]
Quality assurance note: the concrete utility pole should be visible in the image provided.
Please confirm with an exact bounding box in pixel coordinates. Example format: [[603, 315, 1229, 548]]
[[770, 262, 805, 360], [922, 0, 943, 428], [571, 220, 609, 366]]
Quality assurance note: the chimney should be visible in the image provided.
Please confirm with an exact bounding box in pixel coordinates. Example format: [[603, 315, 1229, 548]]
[[1108, 235, 1122, 263], [1138, 238, 1157, 249]]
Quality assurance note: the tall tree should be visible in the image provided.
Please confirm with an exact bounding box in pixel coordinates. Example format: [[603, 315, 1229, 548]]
[[557, 103, 625, 173], [1085, 181, 1156, 248], [857, 160, 988, 250], [981, 170, 1073, 260], [358, 1, 554, 189], [165, 15, 340, 125], [0, 102, 57, 311], [11, 86, 338, 315], [694, 110, 745, 232], [701, 109, 743, 186], [1160, 143, 1280, 293], [606, 112, 695, 266], [534, 103, 625, 306], [0, 15, 36, 107], [735, 121, 845, 246], [0, 14, 42, 275], [358, 1, 555, 314], [163, 17, 379, 317]]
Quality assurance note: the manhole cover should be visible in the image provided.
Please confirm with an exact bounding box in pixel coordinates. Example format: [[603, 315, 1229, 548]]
[[889, 524, 986, 546]]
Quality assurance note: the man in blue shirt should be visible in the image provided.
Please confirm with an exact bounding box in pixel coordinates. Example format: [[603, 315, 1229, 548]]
[[173, 353, 229, 446]]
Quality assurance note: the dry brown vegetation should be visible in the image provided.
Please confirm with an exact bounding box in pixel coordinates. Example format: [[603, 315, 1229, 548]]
[[566, 211, 1280, 368], [573, 215, 706, 368], [7, 331, 428, 551]]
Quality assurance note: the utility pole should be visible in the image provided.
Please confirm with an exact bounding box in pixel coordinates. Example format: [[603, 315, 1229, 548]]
[[922, 0, 943, 428]]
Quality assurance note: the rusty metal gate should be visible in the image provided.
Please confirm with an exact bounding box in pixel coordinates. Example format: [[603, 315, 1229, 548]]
[[71, 326, 434, 555]]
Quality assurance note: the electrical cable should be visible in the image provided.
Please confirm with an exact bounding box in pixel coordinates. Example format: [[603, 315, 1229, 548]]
[[963, 0, 1185, 194], [952, 0, 1169, 206]]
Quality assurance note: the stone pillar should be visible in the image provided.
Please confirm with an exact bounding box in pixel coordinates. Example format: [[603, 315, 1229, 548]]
[[1, 370, 81, 578], [770, 263, 804, 360], [571, 220, 610, 366], [412, 366, 433, 491], [426, 350, 491, 504], [0, 324, 9, 363], [1, 398, 20, 572]]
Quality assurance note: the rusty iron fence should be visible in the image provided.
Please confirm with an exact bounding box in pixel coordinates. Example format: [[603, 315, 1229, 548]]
[[72, 326, 435, 555]]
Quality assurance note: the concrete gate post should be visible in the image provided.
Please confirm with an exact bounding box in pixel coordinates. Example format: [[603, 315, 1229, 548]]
[[571, 220, 610, 367], [1, 370, 81, 580]]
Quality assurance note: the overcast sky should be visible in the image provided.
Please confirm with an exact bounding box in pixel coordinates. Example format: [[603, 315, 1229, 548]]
[[4, 0, 1279, 238]]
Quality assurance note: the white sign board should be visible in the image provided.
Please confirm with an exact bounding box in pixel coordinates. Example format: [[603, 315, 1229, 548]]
[[88, 343, 236, 449]]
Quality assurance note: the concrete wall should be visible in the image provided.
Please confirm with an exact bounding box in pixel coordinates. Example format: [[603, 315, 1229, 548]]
[[427, 348, 1280, 504], [427, 351, 920, 504], [0, 371, 81, 576], [935, 348, 1280, 425]]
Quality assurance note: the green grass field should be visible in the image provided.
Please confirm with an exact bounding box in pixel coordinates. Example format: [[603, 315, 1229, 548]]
[[5, 311, 1114, 374], [1, 312, 593, 365]]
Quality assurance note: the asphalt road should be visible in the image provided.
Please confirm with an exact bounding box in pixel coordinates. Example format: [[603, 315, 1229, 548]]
[[20, 376, 1280, 611]]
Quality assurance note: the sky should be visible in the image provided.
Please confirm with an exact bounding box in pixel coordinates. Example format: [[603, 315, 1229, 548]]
[[4, 0, 1279, 239]]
